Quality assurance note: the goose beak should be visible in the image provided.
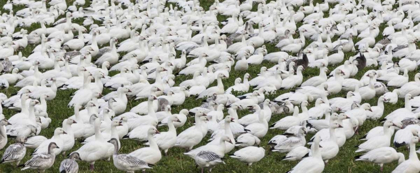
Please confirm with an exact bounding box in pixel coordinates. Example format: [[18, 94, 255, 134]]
[[7, 122, 12, 125], [155, 130, 160, 134], [63, 131, 67, 134], [73, 120, 77, 123]]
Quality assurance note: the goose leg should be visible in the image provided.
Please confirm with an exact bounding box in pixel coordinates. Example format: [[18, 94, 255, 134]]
[[201, 168, 204, 173], [90, 162, 95, 171], [380, 164, 383, 172]]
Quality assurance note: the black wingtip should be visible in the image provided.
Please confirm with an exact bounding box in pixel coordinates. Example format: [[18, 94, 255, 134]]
[[354, 155, 361, 160], [122, 134, 130, 139], [270, 123, 276, 128], [394, 142, 405, 148]]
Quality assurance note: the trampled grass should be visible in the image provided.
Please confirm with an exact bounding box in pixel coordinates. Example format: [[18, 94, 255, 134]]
[[0, 0, 416, 173]]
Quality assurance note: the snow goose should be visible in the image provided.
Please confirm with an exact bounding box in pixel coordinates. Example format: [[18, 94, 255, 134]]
[[192, 151, 225, 173], [280, 66, 304, 89], [356, 121, 395, 153], [60, 118, 77, 155], [108, 138, 152, 172], [288, 135, 324, 173], [247, 46, 266, 65], [345, 103, 372, 126], [175, 112, 208, 150], [153, 116, 179, 155], [230, 146, 265, 166], [235, 56, 248, 71], [270, 106, 301, 130], [379, 68, 409, 87], [244, 105, 268, 138], [73, 119, 113, 170], [160, 109, 188, 128], [127, 95, 158, 130], [63, 28, 85, 50], [34, 128, 67, 156], [0, 137, 26, 166], [301, 67, 328, 87], [129, 127, 162, 165], [366, 96, 385, 120], [68, 74, 94, 107], [319, 122, 341, 163], [197, 73, 226, 99], [356, 147, 405, 172], [392, 136, 420, 173], [59, 152, 80, 173], [394, 127, 418, 148], [270, 126, 306, 153], [383, 89, 399, 104], [95, 38, 119, 65], [235, 133, 261, 147], [0, 119, 11, 150], [225, 73, 250, 94], [21, 142, 59, 172], [282, 146, 310, 161]]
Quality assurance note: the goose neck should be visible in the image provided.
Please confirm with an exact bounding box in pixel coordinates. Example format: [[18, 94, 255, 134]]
[[147, 133, 159, 150], [409, 141, 419, 161]]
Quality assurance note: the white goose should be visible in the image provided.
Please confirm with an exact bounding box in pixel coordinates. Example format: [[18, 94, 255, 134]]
[[175, 112, 208, 150], [356, 147, 405, 172], [129, 127, 162, 165], [288, 135, 324, 173], [230, 146, 265, 166]]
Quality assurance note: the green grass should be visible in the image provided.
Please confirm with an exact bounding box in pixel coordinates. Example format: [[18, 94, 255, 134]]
[[0, 0, 416, 173]]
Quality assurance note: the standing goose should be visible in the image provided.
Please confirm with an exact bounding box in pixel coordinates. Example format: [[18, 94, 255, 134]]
[[153, 115, 179, 155], [193, 151, 225, 173], [356, 147, 405, 172], [0, 137, 26, 166], [59, 152, 80, 173], [108, 138, 152, 173], [129, 127, 162, 165], [0, 119, 11, 150], [392, 136, 420, 173], [230, 146, 265, 166], [288, 135, 324, 173], [21, 142, 59, 172]]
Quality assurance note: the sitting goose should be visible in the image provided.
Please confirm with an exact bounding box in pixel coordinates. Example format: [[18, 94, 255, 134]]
[[0, 137, 26, 166], [21, 142, 59, 172], [59, 152, 80, 173], [108, 138, 152, 173]]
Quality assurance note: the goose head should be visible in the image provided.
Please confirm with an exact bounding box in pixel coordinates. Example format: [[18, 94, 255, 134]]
[[48, 142, 60, 151], [54, 127, 67, 135], [148, 94, 158, 101], [65, 118, 77, 125], [148, 126, 159, 135], [69, 152, 81, 161]]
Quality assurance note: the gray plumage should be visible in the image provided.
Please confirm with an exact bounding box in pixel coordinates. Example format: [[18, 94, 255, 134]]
[[97, 47, 112, 57], [1, 142, 26, 165], [59, 153, 79, 173], [109, 138, 152, 172], [21, 142, 58, 172], [392, 45, 408, 52], [401, 118, 420, 129], [157, 98, 169, 112], [64, 51, 81, 60], [196, 151, 222, 162], [1, 58, 12, 73], [377, 38, 391, 46]]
